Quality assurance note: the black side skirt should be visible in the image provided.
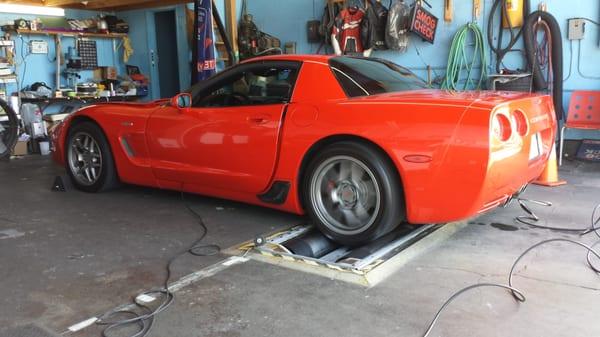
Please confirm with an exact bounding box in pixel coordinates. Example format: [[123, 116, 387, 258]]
[[258, 181, 291, 205]]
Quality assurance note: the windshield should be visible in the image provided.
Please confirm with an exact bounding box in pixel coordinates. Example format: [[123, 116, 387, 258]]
[[329, 57, 428, 97]]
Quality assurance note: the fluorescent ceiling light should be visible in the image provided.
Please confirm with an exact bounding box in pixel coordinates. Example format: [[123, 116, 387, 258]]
[[0, 4, 65, 17]]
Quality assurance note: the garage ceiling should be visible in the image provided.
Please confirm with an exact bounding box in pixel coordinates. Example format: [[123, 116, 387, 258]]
[[3, 0, 192, 11]]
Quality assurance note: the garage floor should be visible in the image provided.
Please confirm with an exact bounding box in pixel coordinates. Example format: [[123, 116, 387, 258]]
[[1, 156, 599, 337]]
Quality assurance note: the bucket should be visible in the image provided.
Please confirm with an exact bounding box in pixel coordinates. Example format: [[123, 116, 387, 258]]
[[39, 141, 50, 155]]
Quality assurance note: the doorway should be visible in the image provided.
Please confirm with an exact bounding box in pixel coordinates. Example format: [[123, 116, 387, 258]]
[[154, 10, 181, 98]]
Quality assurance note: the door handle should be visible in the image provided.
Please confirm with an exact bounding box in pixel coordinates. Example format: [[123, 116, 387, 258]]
[[248, 115, 270, 125]]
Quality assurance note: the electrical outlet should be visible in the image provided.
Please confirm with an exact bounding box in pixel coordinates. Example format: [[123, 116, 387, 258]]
[[568, 18, 586, 40]]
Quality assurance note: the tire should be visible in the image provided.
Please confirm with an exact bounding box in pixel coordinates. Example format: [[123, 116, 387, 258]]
[[302, 141, 405, 246], [66, 121, 119, 192]]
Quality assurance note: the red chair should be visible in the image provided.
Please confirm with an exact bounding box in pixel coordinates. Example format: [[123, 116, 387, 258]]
[[559, 90, 600, 165]]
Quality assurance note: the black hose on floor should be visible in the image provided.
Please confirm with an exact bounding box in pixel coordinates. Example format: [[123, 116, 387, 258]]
[[421, 202, 600, 337], [96, 192, 220, 337]]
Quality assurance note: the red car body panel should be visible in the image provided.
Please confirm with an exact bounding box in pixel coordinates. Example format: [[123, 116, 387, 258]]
[[51, 55, 557, 224]]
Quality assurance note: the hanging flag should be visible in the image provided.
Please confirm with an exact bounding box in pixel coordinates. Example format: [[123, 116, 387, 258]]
[[193, 0, 216, 83]]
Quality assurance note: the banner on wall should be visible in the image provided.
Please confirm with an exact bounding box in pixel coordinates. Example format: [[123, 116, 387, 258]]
[[192, 0, 216, 84]]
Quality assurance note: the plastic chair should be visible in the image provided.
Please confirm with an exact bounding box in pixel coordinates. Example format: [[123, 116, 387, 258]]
[[559, 90, 600, 165]]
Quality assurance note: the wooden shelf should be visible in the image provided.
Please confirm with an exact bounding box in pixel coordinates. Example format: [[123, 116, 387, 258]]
[[0, 75, 17, 84], [15, 29, 127, 39]]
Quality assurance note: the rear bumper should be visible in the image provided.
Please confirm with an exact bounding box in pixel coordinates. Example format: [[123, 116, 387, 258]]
[[471, 103, 556, 216], [404, 94, 556, 224], [476, 152, 548, 215]]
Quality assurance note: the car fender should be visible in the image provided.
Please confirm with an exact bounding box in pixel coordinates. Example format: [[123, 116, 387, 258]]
[[269, 99, 476, 220], [54, 103, 159, 187]]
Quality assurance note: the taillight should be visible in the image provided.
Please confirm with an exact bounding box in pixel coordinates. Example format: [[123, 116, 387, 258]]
[[511, 109, 529, 136], [492, 113, 512, 142]]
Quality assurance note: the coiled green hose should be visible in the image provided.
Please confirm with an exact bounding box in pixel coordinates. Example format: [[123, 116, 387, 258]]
[[443, 22, 488, 91]]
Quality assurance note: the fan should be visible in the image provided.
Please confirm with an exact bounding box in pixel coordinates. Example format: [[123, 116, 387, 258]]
[[0, 98, 19, 160]]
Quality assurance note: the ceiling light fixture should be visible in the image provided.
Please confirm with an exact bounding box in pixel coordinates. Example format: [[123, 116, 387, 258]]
[[0, 4, 65, 17]]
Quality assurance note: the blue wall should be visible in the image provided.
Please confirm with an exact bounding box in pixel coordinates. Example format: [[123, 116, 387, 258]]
[[4, 0, 600, 141], [243, 0, 600, 140], [0, 9, 122, 95], [119, 5, 190, 99]]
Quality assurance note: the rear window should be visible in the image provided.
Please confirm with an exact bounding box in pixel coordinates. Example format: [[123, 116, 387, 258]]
[[329, 57, 427, 97]]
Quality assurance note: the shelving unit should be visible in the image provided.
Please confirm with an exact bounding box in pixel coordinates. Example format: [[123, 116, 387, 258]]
[[0, 28, 131, 124], [0, 39, 16, 96], [0, 39, 17, 123], [11, 29, 128, 92], [15, 29, 127, 39]]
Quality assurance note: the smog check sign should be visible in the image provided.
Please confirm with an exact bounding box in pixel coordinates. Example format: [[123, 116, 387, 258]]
[[410, 4, 438, 44]]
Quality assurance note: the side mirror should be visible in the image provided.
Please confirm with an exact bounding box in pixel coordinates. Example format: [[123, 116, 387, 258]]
[[171, 93, 192, 110]]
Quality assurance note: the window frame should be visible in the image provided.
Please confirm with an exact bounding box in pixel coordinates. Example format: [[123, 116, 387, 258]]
[[188, 60, 302, 108], [328, 56, 428, 98]]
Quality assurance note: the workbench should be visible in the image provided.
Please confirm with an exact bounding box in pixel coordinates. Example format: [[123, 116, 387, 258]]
[[20, 95, 143, 114]]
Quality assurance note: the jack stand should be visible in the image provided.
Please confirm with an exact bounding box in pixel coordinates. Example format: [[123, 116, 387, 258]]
[[51, 175, 71, 192]]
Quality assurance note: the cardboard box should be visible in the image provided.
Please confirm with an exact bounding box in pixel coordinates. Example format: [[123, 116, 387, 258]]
[[12, 141, 28, 156], [102, 66, 118, 80]]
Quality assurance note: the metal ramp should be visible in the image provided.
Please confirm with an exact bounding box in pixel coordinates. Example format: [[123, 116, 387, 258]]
[[225, 222, 467, 287]]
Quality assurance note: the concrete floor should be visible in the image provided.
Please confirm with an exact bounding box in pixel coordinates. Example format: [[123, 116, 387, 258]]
[[1, 156, 599, 337]]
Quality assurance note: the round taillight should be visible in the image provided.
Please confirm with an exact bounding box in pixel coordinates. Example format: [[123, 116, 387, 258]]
[[492, 114, 512, 142], [512, 109, 529, 136]]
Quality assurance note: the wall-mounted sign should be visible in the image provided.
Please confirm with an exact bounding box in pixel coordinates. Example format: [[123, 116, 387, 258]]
[[30, 40, 48, 54], [410, 4, 438, 44]]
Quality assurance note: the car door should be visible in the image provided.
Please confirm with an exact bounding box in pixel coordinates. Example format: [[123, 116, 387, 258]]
[[146, 61, 301, 194]]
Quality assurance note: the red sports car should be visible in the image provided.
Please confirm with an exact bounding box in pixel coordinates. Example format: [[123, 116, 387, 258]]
[[51, 55, 557, 245]]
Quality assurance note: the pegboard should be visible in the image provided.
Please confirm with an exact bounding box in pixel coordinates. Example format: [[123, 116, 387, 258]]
[[76, 39, 98, 70]]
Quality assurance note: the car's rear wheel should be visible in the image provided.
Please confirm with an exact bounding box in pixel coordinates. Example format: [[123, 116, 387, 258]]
[[303, 141, 405, 246], [66, 121, 118, 192]]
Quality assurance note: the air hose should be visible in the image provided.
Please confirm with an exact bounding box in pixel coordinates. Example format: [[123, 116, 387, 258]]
[[523, 10, 564, 121], [0, 98, 19, 160], [422, 202, 600, 337], [442, 22, 487, 91], [487, 0, 531, 73]]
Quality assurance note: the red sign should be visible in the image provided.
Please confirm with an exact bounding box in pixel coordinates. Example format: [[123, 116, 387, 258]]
[[410, 4, 438, 44]]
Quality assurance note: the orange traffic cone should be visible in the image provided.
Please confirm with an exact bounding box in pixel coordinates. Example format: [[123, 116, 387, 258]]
[[533, 146, 566, 187]]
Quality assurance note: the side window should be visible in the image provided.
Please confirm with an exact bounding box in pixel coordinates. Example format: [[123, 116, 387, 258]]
[[195, 66, 298, 108]]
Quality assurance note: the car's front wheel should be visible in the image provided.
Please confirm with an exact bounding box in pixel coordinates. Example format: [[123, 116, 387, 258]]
[[303, 141, 405, 246], [66, 121, 118, 192]]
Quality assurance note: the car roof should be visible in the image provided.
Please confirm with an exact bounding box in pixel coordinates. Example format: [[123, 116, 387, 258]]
[[241, 54, 333, 64]]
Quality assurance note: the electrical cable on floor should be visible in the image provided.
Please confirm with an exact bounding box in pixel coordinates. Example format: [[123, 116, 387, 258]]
[[95, 192, 220, 337], [515, 198, 600, 235], [421, 203, 600, 337]]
